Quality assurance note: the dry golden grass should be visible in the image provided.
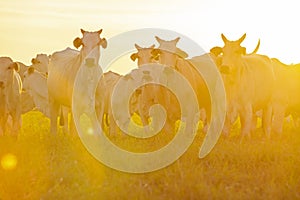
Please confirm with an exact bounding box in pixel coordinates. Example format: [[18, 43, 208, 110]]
[[0, 111, 299, 199]]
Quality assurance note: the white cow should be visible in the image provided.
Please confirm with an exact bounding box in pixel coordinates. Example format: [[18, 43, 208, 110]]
[[96, 71, 121, 135], [9, 61, 36, 114], [23, 67, 69, 132], [271, 58, 300, 134], [108, 67, 177, 135], [31, 54, 49, 75], [96, 69, 164, 136], [0, 57, 22, 136], [130, 44, 182, 134], [47, 29, 107, 134], [151, 36, 211, 133], [23, 67, 51, 117], [211, 33, 275, 139], [209, 40, 260, 137]]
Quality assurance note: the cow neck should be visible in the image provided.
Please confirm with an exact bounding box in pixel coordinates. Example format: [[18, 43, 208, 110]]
[[4, 72, 17, 100]]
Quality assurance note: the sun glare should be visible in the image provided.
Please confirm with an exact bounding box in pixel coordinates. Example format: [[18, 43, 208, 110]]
[[1, 153, 18, 170]]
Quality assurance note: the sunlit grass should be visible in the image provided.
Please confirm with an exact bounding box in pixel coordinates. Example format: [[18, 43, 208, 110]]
[[0, 111, 299, 199]]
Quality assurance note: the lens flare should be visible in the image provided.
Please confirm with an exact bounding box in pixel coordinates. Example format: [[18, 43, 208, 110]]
[[1, 153, 17, 170]]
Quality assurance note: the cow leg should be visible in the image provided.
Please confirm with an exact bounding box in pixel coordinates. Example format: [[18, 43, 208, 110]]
[[139, 105, 151, 135], [69, 113, 77, 135], [222, 114, 232, 137], [240, 104, 252, 140], [293, 114, 300, 129], [95, 99, 106, 133], [222, 102, 238, 137], [11, 107, 21, 136], [61, 107, 69, 134], [272, 104, 285, 135], [250, 114, 257, 136], [163, 117, 174, 134], [199, 108, 208, 133], [0, 115, 8, 136], [49, 99, 60, 134], [262, 105, 273, 139], [107, 109, 117, 136], [0, 127, 3, 136]]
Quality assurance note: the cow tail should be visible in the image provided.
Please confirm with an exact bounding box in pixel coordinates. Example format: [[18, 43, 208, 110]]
[[59, 108, 64, 126]]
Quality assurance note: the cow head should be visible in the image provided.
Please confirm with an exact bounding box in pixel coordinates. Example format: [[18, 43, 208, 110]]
[[130, 44, 156, 67], [22, 67, 35, 91], [73, 29, 107, 63], [31, 54, 49, 75], [210, 33, 246, 74], [0, 57, 19, 90], [152, 36, 188, 67], [211, 33, 260, 76], [220, 33, 246, 75]]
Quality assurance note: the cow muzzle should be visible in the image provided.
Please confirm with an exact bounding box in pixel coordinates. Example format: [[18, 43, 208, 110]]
[[85, 58, 96, 67]]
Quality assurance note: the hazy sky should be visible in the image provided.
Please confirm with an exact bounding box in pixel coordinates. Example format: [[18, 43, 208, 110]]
[[0, 0, 299, 71]]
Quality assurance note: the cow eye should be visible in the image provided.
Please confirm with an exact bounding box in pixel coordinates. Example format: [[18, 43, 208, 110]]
[[7, 66, 12, 70]]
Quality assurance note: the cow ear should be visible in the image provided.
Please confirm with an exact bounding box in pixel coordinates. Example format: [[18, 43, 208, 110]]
[[11, 62, 19, 72], [240, 47, 246, 55], [28, 67, 35, 75], [130, 53, 138, 61], [210, 46, 223, 57], [31, 58, 36, 64], [100, 38, 107, 48], [73, 37, 82, 49], [151, 48, 161, 57]]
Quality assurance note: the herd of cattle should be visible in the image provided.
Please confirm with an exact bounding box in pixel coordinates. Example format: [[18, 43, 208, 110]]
[[0, 28, 299, 139]]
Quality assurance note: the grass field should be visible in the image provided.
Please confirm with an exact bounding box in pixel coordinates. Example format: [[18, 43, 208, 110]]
[[0, 111, 300, 200]]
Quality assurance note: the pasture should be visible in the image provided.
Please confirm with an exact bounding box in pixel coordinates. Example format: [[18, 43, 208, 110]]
[[0, 111, 299, 200]]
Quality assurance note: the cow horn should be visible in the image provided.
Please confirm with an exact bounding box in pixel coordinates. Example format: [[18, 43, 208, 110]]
[[221, 33, 229, 43], [173, 37, 180, 44], [155, 36, 163, 44], [97, 29, 103, 34], [249, 39, 260, 54], [80, 29, 86, 35], [237, 33, 246, 44], [134, 44, 142, 50]]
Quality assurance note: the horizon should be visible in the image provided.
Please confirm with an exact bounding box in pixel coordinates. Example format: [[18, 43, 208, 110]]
[[0, 0, 299, 72]]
